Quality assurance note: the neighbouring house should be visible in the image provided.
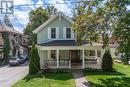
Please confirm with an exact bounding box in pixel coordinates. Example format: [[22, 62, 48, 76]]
[[33, 12, 117, 69], [0, 18, 29, 60]]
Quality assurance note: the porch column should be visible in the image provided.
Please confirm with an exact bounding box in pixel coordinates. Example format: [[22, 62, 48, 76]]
[[56, 50, 59, 68], [95, 49, 97, 59], [82, 50, 85, 69]]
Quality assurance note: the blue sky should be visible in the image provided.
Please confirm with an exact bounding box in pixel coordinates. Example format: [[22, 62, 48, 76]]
[[0, 0, 130, 33]]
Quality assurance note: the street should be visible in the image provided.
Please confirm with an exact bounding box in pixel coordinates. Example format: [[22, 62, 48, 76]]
[[0, 62, 28, 87]]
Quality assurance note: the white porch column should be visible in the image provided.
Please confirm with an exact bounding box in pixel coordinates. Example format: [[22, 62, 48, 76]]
[[82, 50, 85, 69], [56, 50, 59, 68], [95, 49, 97, 59]]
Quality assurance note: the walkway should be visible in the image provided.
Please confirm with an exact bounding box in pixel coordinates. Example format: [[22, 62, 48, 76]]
[[72, 69, 90, 87]]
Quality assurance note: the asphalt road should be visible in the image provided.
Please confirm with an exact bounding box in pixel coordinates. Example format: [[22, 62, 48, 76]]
[[0, 62, 28, 87]]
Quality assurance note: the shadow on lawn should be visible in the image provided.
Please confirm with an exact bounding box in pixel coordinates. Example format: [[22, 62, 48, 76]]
[[85, 71, 125, 76], [23, 73, 73, 82], [89, 77, 130, 87]]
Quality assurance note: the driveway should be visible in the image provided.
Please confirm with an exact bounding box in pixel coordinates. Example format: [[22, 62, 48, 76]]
[[0, 62, 29, 87]]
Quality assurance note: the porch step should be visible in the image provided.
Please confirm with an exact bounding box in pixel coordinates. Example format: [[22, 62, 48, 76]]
[[72, 70, 90, 87]]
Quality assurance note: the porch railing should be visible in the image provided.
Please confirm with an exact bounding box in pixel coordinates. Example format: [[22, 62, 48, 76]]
[[48, 60, 57, 68], [84, 56, 102, 69], [47, 60, 71, 69], [84, 60, 102, 69], [59, 61, 71, 68]]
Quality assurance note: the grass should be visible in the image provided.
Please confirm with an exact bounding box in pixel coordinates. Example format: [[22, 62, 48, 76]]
[[84, 63, 130, 87], [12, 73, 76, 87]]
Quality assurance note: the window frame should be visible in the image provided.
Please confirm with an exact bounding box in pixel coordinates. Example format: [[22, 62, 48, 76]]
[[51, 28, 56, 39], [50, 50, 56, 60], [66, 27, 71, 38]]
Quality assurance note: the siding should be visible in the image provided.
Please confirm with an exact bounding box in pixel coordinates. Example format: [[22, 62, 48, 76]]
[[37, 16, 72, 44]]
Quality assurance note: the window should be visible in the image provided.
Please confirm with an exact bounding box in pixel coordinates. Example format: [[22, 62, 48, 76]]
[[50, 50, 56, 60], [89, 50, 95, 56], [66, 28, 71, 38], [84, 50, 95, 56], [97, 50, 101, 57], [51, 28, 56, 38]]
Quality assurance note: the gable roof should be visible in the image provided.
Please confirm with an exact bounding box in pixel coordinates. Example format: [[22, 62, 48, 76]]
[[33, 12, 73, 34], [0, 19, 23, 35]]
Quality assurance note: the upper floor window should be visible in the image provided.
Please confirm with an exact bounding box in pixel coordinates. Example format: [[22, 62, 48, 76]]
[[51, 28, 56, 38], [66, 28, 71, 38]]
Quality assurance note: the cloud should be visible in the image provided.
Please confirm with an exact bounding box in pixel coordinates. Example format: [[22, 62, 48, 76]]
[[6, 0, 130, 33], [127, 5, 130, 10], [48, 0, 73, 16]]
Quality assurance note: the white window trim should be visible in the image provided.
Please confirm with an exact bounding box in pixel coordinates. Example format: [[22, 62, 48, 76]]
[[48, 27, 59, 40], [63, 27, 74, 39]]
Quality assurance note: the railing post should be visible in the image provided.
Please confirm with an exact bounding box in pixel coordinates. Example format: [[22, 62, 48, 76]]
[[95, 49, 97, 59], [69, 60, 71, 69], [56, 50, 59, 68], [82, 50, 85, 69]]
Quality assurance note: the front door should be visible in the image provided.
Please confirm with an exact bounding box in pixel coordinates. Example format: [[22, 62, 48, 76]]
[[70, 50, 80, 63]]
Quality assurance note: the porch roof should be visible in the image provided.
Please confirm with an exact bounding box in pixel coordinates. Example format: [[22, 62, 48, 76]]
[[38, 40, 88, 46]]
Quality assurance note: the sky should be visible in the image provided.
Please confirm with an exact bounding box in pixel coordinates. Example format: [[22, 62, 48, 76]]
[[0, 0, 130, 33]]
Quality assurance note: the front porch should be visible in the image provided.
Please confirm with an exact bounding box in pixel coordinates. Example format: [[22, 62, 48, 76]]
[[38, 46, 103, 69]]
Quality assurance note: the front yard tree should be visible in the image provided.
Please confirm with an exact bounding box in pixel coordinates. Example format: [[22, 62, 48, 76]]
[[105, 0, 130, 64], [102, 50, 113, 72], [29, 43, 40, 74], [114, 11, 130, 64], [24, 6, 57, 44], [72, 1, 101, 45]]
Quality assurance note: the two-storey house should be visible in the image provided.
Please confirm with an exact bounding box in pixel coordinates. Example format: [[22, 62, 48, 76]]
[[33, 12, 105, 69]]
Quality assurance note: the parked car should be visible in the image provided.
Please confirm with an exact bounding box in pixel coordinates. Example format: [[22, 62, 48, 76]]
[[9, 57, 25, 66]]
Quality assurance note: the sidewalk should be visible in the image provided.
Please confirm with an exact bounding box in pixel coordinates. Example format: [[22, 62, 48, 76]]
[[72, 69, 90, 87]]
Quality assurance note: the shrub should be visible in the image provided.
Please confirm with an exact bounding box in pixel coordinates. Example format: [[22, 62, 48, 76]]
[[29, 43, 40, 74], [101, 50, 113, 72]]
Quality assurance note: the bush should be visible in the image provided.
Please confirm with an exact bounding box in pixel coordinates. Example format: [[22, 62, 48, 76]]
[[101, 50, 113, 72], [29, 43, 40, 74]]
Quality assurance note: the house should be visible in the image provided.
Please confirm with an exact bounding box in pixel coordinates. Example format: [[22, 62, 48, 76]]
[[33, 12, 115, 69], [0, 17, 29, 60]]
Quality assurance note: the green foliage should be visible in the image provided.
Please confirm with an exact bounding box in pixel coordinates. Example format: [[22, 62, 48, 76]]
[[112, 1, 130, 64], [29, 43, 40, 74], [24, 6, 57, 44], [102, 33, 109, 49], [84, 63, 130, 87], [1, 32, 10, 63], [101, 50, 113, 72], [72, 0, 101, 46]]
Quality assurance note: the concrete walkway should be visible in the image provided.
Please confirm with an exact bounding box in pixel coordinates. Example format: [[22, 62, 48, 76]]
[[72, 70, 90, 87]]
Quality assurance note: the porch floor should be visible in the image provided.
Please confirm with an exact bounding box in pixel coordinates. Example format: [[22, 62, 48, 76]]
[[71, 63, 82, 69]]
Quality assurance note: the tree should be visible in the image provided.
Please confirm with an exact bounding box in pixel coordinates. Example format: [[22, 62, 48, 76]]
[[72, 1, 102, 45], [24, 6, 57, 44], [114, 11, 130, 64], [101, 0, 130, 64], [1, 32, 10, 63], [29, 43, 40, 74], [101, 50, 113, 72]]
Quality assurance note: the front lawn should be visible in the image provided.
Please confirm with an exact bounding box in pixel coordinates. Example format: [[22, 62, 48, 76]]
[[84, 63, 130, 87], [12, 73, 76, 87]]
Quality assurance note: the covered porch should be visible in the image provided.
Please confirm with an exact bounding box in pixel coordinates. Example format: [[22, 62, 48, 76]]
[[38, 45, 104, 69]]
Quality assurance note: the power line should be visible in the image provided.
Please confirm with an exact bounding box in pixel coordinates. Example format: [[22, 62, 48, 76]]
[[14, 1, 85, 7]]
